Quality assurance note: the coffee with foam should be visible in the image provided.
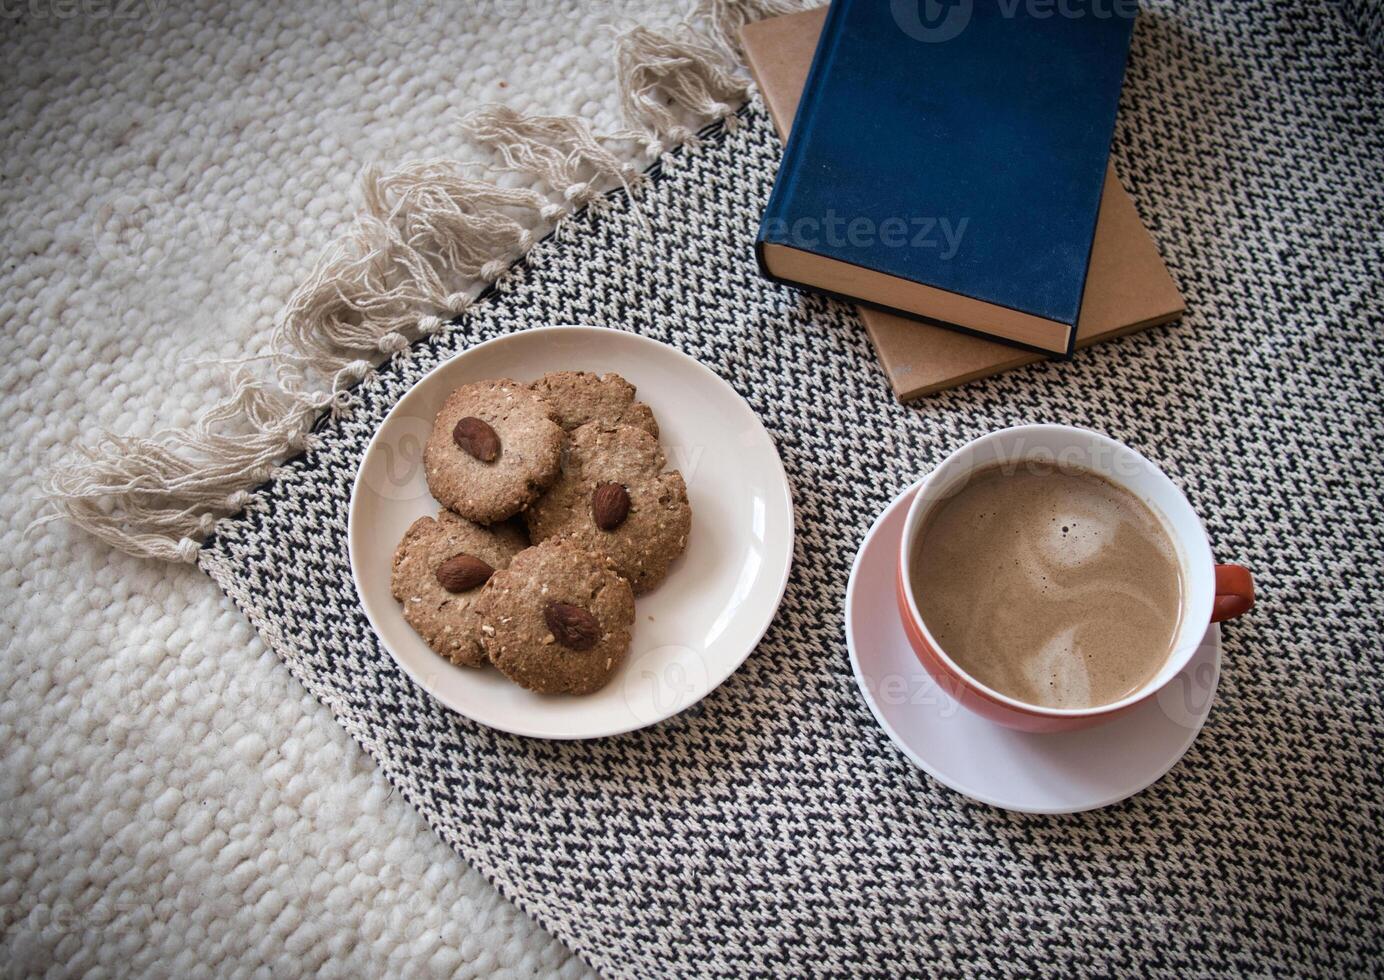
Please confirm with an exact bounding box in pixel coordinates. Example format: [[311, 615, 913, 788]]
[[910, 464, 1183, 709]]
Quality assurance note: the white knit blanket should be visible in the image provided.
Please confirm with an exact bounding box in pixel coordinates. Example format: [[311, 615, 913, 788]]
[[2, 1, 688, 974]]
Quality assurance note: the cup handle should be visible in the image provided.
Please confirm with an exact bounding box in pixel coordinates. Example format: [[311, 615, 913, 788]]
[[1212, 564, 1255, 622]]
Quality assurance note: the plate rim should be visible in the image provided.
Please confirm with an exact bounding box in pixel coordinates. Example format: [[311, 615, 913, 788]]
[[348, 324, 796, 739], [844, 480, 1220, 814]]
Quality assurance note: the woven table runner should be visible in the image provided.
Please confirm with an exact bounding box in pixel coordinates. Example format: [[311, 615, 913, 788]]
[[199, 6, 1383, 974]]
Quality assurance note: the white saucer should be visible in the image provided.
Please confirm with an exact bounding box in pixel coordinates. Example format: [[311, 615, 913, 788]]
[[349, 326, 795, 739], [845, 483, 1220, 813]]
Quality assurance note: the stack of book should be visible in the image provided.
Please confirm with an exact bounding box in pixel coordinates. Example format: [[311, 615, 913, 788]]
[[746, 4, 1183, 400]]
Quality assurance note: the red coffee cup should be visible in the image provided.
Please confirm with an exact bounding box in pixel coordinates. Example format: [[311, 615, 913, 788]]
[[897, 425, 1254, 733]]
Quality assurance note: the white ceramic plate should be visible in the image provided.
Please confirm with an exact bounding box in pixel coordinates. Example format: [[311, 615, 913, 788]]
[[846, 482, 1220, 813], [349, 326, 795, 739]]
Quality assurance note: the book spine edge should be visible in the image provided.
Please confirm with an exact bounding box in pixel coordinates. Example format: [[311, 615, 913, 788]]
[[1065, 13, 1138, 352], [762, 263, 1074, 357], [756, 0, 853, 248]]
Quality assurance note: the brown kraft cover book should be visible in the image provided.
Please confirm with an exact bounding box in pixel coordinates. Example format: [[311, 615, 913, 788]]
[[742, 7, 1185, 400]]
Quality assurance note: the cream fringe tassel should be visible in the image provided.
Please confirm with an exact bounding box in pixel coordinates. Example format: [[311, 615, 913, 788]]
[[44, 0, 810, 562]]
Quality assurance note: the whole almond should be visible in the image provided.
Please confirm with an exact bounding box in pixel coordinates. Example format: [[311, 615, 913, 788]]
[[452, 416, 500, 462], [591, 482, 631, 531], [435, 554, 495, 592], [543, 601, 601, 651]]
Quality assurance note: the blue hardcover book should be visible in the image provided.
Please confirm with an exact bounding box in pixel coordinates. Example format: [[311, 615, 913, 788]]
[[755, 0, 1136, 356]]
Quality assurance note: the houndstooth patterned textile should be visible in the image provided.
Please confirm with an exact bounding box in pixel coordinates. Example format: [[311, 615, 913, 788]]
[[1336, 0, 1384, 57], [201, 3, 1383, 975]]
